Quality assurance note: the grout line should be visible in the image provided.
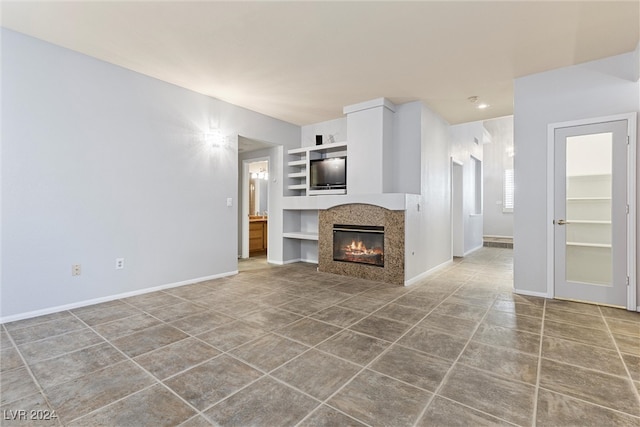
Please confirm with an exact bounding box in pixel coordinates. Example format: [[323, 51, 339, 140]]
[[63, 311, 207, 425], [1, 324, 63, 427], [537, 384, 640, 420], [531, 297, 547, 426], [599, 305, 640, 404], [411, 275, 498, 426]]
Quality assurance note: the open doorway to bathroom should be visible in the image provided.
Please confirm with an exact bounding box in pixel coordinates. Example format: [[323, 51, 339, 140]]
[[247, 160, 269, 257], [238, 136, 279, 261]]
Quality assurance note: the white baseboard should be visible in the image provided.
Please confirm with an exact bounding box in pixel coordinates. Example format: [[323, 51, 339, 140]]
[[464, 244, 484, 256], [0, 271, 237, 324], [513, 288, 549, 299], [270, 258, 318, 265], [405, 259, 453, 286]]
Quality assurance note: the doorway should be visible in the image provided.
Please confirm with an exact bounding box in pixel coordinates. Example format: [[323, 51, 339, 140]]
[[548, 115, 636, 309], [244, 159, 269, 258]]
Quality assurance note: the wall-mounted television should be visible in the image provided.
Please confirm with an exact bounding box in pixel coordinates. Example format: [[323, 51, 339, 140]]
[[309, 157, 346, 191]]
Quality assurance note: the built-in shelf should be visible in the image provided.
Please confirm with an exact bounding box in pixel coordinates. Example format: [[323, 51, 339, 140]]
[[288, 160, 306, 167], [567, 197, 611, 201], [285, 141, 348, 197], [566, 220, 611, 224], [287, 147, 309, 155], [309, 140, 347, 153], [283, 231, 319, 241], [288, 184, 307, 190], [288, 171, 307, 178]]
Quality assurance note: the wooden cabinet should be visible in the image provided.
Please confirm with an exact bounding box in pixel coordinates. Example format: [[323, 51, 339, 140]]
[[249, 218, 268, 254]]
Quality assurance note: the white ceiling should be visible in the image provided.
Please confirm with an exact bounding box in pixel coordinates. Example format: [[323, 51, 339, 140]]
[[2, 1, 638, 126]]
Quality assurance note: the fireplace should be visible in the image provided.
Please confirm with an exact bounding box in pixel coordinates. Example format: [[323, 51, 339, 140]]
[[319, 204, 403, 285], [333, 224, 384, 267]]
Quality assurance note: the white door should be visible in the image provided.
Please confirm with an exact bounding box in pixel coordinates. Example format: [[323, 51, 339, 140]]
[[553, 120, 629, 307]]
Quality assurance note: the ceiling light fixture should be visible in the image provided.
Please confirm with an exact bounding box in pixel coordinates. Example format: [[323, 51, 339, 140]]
[[468, 96, 490, 110]]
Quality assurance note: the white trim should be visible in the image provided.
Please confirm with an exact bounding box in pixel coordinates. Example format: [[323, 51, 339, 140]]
[[464, 244, 484, 256], [483, 234, 514, 239], [404, 259, 453, 286], [514, 288, 550, 299], [343, 97, 396, 115], [0, 271, 237, 324], [625, 113, 637, 311], [546, 113, 637, 309], [547, 122, 555, 299], [269, 258, 317, 265]]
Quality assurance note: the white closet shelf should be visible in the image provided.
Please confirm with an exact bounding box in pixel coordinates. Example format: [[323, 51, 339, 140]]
[[567, 197, 611, 201], [566, 220, 611, 224], [288, 171, 307, 178]]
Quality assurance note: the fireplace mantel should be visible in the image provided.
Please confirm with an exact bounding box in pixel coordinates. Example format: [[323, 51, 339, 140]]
[[283, 192, 420, 211]]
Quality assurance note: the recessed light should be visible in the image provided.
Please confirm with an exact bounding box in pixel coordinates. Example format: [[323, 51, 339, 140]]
[[477, 103, 490, 109]]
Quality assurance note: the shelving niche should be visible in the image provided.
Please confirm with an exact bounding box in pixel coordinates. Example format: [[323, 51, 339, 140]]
[[565, 174, 612, 285], [283, 141, 346, 254], [286, 141, 347, 197]]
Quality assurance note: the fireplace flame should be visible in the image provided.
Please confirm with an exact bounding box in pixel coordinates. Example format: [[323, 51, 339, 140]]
[[345, 240, 383, 256]]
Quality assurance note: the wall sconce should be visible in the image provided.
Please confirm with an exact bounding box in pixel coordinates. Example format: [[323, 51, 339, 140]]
[[205, 129, 225, 148]]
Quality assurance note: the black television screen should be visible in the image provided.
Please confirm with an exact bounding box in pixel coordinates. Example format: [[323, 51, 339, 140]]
[[309, 157, 346, 190]]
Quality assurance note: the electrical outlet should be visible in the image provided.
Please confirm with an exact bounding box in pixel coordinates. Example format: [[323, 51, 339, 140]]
[[115, 258, 125, 270], [72, 264, 81, 276]]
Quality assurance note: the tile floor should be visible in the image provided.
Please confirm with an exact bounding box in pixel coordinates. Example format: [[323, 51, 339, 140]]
[[1, 248, 639, 426]]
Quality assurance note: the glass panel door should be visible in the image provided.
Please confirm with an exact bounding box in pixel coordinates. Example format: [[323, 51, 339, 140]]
[[554, 119, 628, 307]]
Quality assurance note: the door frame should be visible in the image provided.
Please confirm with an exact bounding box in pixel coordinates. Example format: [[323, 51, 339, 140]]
[[451, 158, 464, 257], [546, 113, 637, 310]]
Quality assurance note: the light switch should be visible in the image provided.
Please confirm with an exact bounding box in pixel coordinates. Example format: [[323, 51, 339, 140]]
[[226, 198, 233, 207]]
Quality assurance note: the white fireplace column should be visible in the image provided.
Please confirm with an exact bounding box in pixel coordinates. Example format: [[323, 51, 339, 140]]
[[344, 98, 396, 195]]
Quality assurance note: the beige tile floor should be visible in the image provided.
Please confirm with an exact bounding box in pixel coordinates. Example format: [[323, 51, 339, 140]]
[[1, 248, 639, 426]]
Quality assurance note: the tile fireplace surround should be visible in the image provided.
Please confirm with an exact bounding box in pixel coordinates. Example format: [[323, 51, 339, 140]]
[[318, 204, 405, 285]]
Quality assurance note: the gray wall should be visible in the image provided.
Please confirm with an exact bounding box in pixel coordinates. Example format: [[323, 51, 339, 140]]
[[483, 116, 514, 238], [1, 29, 299, 320], [402, 103, 453, 283], [513, 48, 640, 303], [392, 102, 422, 195], [300, 118, 347, 148], [419, 104, 453, 273]]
